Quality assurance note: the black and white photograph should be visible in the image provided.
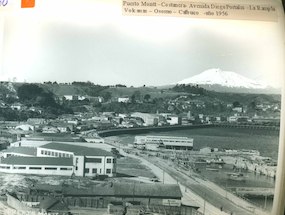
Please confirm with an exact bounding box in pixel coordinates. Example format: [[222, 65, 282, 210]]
[[0, 0, 284, 214]]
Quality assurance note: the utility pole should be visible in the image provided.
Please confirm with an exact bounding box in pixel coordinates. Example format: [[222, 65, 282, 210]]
[[264, 194, 267, 209], [203, 195, 206, 215], [162, 170, 165, 184], [225, 180, 228, 199]]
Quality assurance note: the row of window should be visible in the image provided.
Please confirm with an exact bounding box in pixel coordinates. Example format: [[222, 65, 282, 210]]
[[0, 165, 72, 171], [84, 168, 112, 174], [40, 150, 72, 158], [85, 158, 115, 163], [0, 166, 10, 169], [145, 139, 192, 143]]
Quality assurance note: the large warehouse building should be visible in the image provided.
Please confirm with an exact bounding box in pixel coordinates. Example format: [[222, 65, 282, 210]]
[[134, 135, 194, 151], [0, 142, 116, 177]]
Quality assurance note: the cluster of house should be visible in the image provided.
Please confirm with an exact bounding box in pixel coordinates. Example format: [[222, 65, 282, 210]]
[[0, 110, 280, 147]]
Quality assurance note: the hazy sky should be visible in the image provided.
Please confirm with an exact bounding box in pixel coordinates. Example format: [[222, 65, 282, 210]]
[[0, 0, 284, 87]]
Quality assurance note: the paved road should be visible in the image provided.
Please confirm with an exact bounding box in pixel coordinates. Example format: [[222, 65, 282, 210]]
[[120, 150, 229, 215], [104, 140, 270, 215], [149, 157, 270, 215], [115, 144, 270, 215]]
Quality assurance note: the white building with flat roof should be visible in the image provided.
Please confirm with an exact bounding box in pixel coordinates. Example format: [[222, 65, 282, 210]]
[[134, 135, 193, 151], [0, 157, 73, 176], [131, 112, 159, 126], [38, 142, 115, 177], [0, 143, 116, 177], [0, 147, 37, 158]]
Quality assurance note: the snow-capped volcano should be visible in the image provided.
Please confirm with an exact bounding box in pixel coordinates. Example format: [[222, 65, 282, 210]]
[[177, 68, 268, 89]]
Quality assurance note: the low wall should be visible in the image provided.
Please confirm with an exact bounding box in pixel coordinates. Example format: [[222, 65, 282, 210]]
[[97, 123, 279, 137], [98, 124, 214, 137]]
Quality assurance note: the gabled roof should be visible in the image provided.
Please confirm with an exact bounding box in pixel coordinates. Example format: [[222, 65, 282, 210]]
[[40, 142, 113, 157], [39, 198, 69, 212], [1, 156, 73, 166], [64, 183, 182, 199], [113, 183, 182, 199], [31, 184, 63, 193], [2, 147, 37, 156], [64, 184, 115, 196]]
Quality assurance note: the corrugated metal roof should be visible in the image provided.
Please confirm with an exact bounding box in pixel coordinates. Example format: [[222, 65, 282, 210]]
[[113, 183, 182, 198], [1, 156, 73, 166], [64, 183, 182, 199], [39, 198, 69, 211], [3, 147, 37, 156], [40, 142, 113, 157], [31, 184, 63, 192], [64, 184, 115, 196]]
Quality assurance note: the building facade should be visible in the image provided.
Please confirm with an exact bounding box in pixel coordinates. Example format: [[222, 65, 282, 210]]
[[134, 135, 194, 150], [0, 142, 116, 177]]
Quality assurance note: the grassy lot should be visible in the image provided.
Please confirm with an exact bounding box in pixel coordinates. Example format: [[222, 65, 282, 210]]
[[116, 157, 156, 178]]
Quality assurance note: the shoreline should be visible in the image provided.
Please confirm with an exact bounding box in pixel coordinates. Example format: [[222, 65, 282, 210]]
[[97, 123, 279, 137], [112, 142, 269, 215]]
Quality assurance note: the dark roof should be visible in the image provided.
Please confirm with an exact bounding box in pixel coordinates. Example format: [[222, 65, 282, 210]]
[[39, 198, 69, 212], [26, 132, 85, 142], [1, 156, 73, 166], [31, 184, 63, 193], [64, 183, 182, 199], [113, 183, 182, 199], [64, 184, 115, 196], [3, 147, 37, 156], [40, 142, 113, 157]]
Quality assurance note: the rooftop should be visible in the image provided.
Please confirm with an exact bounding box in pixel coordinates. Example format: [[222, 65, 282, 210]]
[[1, 156, 73, 166], [39, 198, 69, 212], [25, 133, 85, 142], [40, 142, 113, 157], [31, 184, 63, 193], [2, 147, 37, 156], [113, 183, 182, 198], [64, 183, 182, 199]]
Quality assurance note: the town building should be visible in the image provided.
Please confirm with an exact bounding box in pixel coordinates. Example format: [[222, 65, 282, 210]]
[[84, 136, 105, 143], [131, 112, 159, 126], [63, 183, 183, 207], [134, 135, 194, 150], [0, 142, 116, 177], [15, 124, 35, 131], [0, 182, 200, 215], [10, 103, 24, 111], [0, 156, 74, 176], [117, 97, 130, 103], [166, 115, 181, 125], [27, 118, 47, 125], [0, 146, 37, 158], [42, 126, 60, 134]]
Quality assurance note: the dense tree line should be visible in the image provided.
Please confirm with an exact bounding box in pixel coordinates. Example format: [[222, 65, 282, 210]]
[[17, 84, 57, 107], [172, 84, 206, 95], [16, 84, 73, 119]]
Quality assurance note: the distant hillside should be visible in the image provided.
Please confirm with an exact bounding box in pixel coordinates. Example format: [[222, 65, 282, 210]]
[[1, 81, 281, 111], [174, 68, 280, 94]]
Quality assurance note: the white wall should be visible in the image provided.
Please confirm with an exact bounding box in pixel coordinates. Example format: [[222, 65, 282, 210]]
[[166, 116, 179, 125], [84, 156, 115, 177], [1, 152, 34, 158], [0, 164, 73, 176], [36, 147, 73, 157], [84, 138, 104, 143], [10, 141, 51, 148], [74, 156, 85, 177]]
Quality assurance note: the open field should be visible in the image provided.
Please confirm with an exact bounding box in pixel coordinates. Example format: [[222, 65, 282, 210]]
[[116, 156, 156, 178]]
